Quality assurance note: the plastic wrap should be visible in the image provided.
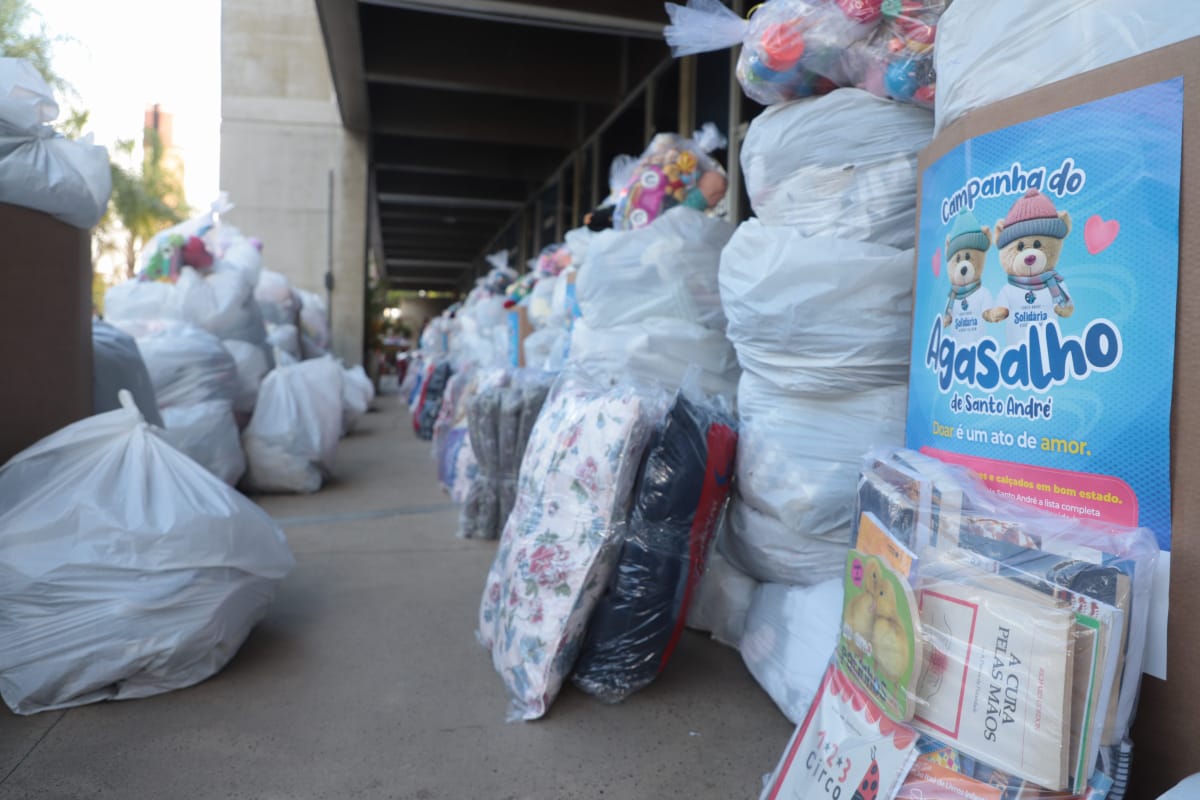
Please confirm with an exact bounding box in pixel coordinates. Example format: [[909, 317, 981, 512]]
[[850, 449, 1158, 796], [0, 392, 294, 714], [522, 326, 569, 371], [665, 0, 947, 109], [719, 220, 914, 395], [577, 207, 734, 331], [740, 579, 844, 723], [241, 358, 343, 494], [736, 370, 905, 539], [295, 289, 330, 358], [478, 371, 668, 720], [934, 0, 1200, 134], [111, 320, 239, 410], [266, 323, 302, 361], [159, 400, 246, 486], [459, 378, 506, 540], [568, 317, 740, 401], [341, 364, 374, 435], [720, 492, 851, 587], [686, 550, 759, 648], [0, 58, 111, 229], [740, 89, 931, 242], [572, 389, 738, 703], [611, 126, 728, 230], [91, 319, 163, 426], [254, 269, 300, 326], [496, 384, 523, 526], [415, 361, 453, 440], [222, 339, 272, 419]]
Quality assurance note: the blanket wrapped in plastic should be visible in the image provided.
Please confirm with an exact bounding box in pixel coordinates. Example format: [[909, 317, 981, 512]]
[[241, 357, 343, 493], [478, 372, 665, 720], [415, 361, 453, 440], [740, 89, 930, 244], [719, 220, 913, 395], [572, 389, 738, 703], [159, 400, 246, 486], [0, 392, 294, 714], [0, 58, 111, 228], [91, 319, 163, 426]]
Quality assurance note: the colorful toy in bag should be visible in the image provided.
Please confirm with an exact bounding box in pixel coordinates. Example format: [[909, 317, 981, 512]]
[[664, 0, 946, 108], [503, 272, 537, 309], [843, 0, 943, 107], [612, 124, 729, 230], [534, 243, 572, 277], [140, 233, 215, 283]]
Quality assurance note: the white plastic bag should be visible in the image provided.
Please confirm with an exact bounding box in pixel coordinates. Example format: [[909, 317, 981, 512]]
[[740, 580, 844, 724], [577, 207, 734, 330], [241, 357, 343, 493], [159, 400, 246, 486], [0, 58, 111, 229], [266, 323, 302, 361], [720, 493, 851, 587], [741, 90, 931, 245], [295, 289, 330, 358], [176, 265, 267, 346], [255, 269, 300, 326], [111, 320, 239, 410], [0, 392, 294, 714], [686, 551, 759, 648], [719, 220, 914, 395], [91, 319, 163, 426], [222, 339, 272, 418], [735, 371, 906, 542], [568, 317, 740, 400], [341, 364, 374, 434], [935, 0, 1200, 133]]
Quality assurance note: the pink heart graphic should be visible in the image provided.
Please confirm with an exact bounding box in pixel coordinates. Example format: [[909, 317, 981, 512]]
[[931, 247, 941, 278], [1084, 214, 1120, 255]]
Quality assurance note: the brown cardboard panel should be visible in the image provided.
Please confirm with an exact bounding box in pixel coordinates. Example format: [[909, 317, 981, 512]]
[[917, 38, 1199, 798], [0, 203, 93, 465]]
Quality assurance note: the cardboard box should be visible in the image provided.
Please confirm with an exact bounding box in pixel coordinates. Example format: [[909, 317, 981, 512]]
[[0, 203, 93, 463], [917, 39, 1199, 797]]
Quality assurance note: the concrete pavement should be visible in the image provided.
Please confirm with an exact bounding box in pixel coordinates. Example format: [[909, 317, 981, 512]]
[[0, 395, 792, 799]]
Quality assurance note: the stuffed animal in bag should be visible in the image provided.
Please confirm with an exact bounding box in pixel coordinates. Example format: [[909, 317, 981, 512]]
[[984, 189, 1073, 345], [941, 210, 992, 345], [614, 132, 728, 230]]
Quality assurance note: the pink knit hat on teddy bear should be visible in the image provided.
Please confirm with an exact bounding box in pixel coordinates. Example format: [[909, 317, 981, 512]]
[[997, 189, 1068, 248]]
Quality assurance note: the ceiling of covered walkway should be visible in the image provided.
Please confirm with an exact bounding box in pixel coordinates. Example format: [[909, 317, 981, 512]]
[[315, 0, 688, 294]]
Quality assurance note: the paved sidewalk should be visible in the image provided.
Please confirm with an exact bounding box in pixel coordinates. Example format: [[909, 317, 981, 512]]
[[0, 395, 791, 800]]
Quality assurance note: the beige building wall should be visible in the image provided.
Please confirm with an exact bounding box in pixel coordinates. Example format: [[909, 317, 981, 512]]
[[220, 0, 367, 364]]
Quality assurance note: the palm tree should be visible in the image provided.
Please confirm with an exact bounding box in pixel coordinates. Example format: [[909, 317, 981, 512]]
[[105, 129, 189, 278]]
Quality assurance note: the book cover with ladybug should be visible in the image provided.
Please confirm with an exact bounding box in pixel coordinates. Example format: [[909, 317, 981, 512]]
[[762, 664, 918, 800]]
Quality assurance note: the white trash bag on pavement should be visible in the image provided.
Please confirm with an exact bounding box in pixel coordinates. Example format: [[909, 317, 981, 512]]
[[0, 392, 294, 715], [159, 400, 246, 486], [241, 357, 343, 493], [341, 364, 374, 435]]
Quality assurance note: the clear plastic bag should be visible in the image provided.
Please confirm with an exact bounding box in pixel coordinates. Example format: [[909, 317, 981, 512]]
[[934, 0, 1200, 134], [740, 579, 844, 723], [459, 375, 507, 540], [91, 319, 163, 427], [837, 448, 1160, 797], [735, 370, 906, 541], [477, 371, 668, 721], [111, 320, 239, 411], [241, 357, 343, 494], [0, 58, 111, 229], [159, 399, 246, 486], [577, 206, 734, 331], [568, 317, 740, 401], [719, 220, 915, 395], [0, 392, 294, 714], [415, 361, 453, 440], [571, 389, 738, 703], [611, 126, 728, 230], [740, 89, 931, 242]]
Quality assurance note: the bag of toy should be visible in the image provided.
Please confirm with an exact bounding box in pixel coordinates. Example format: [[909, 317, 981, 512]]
[[611, 124, 728, 230]]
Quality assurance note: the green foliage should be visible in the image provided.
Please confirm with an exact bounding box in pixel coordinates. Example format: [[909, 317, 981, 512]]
[[102, 129, 189, 277], [0, 0, 61, 89]]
